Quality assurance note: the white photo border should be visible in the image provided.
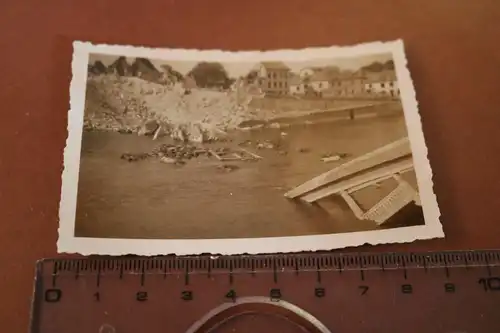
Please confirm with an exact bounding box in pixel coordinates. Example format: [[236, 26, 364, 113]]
[[58, 39, 443, 256]]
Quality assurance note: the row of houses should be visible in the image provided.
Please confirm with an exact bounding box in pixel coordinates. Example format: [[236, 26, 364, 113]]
[[253, 62, 400, 99]]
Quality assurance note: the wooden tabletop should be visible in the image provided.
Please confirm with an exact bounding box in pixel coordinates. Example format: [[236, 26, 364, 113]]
[[1, 1, 500, 331]]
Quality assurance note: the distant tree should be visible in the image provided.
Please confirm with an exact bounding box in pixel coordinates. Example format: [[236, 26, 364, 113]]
[[361, 61, 385, 72], [108, 56, 132, 76], [227, 78, 237, 87], [131, 58, 162, 82], [245, 70, 259, 83], [322, 66, 341, 77], [361, 60, 395, 72], [131, 58, 157, 74], [188, 62, 232, 89], [92, 61, 107, 74], [160, 64, 184, 82], [384, 60, 395, 70]]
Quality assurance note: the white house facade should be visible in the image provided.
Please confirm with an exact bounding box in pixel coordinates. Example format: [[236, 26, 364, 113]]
[[289, 75, 305, 95], [256, 62, 291, 96], [309, 71, 331, 93], [364, 71, 399, 97], [310, 80, 330, 92]]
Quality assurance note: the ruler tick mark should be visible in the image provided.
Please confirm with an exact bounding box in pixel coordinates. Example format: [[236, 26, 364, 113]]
[[51, 264, 58, 287], [75, 263, 80, 280], [443, 255, 450, 278], [316, 261, 322, 283], [185, 268, 190, 286], [229, 262, 234, 285], [273, 262, 278, 284], [97, 266, 101, 287], [337, 259, 343, 274], [140, 267, 145, 287], [360, 269, 365, 281], [485, 256, 492, 276]]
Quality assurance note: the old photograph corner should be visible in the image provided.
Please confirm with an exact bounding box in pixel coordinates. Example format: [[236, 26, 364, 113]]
[[59, 41, 443, 255]]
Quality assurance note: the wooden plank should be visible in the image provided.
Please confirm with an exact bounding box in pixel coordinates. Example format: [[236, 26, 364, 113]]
[[152, 126, 162, 140], [238, 147, 263, 159], [414, 193, 422, 206], [300, 157, 413, 203], [363, 180, 416, 224], [346, 166, 413, 194], [340, 191, 365, 220], [208, 149, 222, 161], [285, 137, 411, 198]]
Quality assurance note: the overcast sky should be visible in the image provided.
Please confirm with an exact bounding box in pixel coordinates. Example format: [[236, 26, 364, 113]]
[[89, 53, 393, 78]]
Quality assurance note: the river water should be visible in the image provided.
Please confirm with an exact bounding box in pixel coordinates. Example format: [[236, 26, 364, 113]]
[[75, 114, 424, 239]]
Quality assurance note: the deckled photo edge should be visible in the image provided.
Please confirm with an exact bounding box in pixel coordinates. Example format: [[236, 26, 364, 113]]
[[57, 40, 443, 256], [391, 42, 443, 236], [62, 224, 440, 256], [57, 44, 88, 252]]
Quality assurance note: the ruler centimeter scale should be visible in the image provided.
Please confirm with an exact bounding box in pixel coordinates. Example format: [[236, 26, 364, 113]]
[[30, 250, 500, 333]]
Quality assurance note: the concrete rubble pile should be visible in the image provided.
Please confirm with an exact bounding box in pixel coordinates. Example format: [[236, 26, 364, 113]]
[[120, 143, 247, 173], [84, 75, 264, 142], [121, 143, 209, 165]]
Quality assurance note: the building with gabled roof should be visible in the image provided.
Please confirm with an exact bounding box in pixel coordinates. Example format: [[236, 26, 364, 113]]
[[289, 74, 305, 95], [364, 70, 399, 98], [325, 71, 367, 98], [308, 71, 331, 96], [260, 61, 290, 71], [257, 62, 291, 96]]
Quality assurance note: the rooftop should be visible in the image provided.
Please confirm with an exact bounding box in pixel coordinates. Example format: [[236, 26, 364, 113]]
[[260, 61, 291, 71], [309, 71, 330, 82], [364, 70, 397, 83], [329, 71, 368, 81]]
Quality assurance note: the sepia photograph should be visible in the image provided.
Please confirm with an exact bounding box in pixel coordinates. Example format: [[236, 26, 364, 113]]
[[58, 40, 443, 255]]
